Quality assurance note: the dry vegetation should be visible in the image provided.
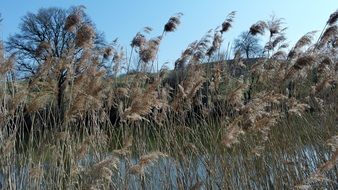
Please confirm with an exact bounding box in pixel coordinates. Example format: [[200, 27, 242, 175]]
[[0, 7, 337, 190]]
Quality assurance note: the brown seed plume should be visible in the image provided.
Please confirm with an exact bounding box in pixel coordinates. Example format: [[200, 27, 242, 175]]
[[267, 16, 285, 37], [174, 41, 197, 69], [65, 14, 81, 31], [131, 32, 146, 48], [164, 13, 183, 32], [221, 11, 236, 33], [75, 24, 94, 48], [327, 9, 338, 26], [139, 36, 161, 63], [319, 25, 338, 46], [293, 55, 315, 70], [250, 21, 267, 35], [294, 31, 317, 50], [0, 54, 15, 74], [288, 31, 317, 59], [64, 6, 85, 32], [103, 47, 113, 59], [269, 35, 286, 50], [207, 31, 223, 57]]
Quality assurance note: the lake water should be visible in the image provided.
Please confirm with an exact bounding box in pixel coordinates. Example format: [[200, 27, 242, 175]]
[[0, 145, 337, 189]]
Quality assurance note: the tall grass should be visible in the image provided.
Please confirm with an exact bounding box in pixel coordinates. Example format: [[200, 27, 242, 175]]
[[0, 8, 337, 189]]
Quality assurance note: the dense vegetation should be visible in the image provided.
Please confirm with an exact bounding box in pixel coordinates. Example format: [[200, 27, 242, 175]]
[[0, 6, 337, 189]]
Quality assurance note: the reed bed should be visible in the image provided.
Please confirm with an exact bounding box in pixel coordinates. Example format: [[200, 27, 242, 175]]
[[0, 8, 337, 189]]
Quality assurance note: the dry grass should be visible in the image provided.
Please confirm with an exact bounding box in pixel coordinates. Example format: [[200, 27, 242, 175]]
[[0, 8, 337, 190]]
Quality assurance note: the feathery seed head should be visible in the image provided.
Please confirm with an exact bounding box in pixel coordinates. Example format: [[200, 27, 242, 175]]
[[272, 35, 286, 49], [293, 55, 315, 70], [164, 13, 183, 32], [250, 21, 267, 35], [206, 46, 216, 57], [75, 24, 94, 48], [0, 54, 15, 74], [207, 31, 223, 57], [143, 26, 153, 33], [319, 25, 338, 47], [65, 14, 81, 31], [221, 11, 236, 33], [271, 50, 287, 60], [103, 47, 114, 59], [267, 16, 285, 37], [115, 87, 129, 98], [131, 32, 146, 48], [139, 36, 162, 63], [65, 6, 85, 32], [294, 31, 317, 50], [327, 9, 338, 26]]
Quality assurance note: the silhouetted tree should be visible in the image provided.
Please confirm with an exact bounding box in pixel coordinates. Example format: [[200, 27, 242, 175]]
[[6, 6, 108, 119], [6, 6, 105, 76], [233, 31, 262, 59]]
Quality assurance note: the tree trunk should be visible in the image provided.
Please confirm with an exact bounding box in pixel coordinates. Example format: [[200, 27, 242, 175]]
[[245, 49, 250, 59]]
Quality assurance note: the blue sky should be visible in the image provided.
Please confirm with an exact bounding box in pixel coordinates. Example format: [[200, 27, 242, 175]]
[[1, 1, 338, 68]]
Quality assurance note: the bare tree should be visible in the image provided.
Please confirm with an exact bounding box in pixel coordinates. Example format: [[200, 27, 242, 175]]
[[233, 31, 263, 59], [5, 6, 108, 119], [6, 6, 105, 76]]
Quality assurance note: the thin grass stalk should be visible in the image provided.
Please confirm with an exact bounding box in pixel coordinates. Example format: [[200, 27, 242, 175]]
[[150, 30, 165, 73], [313, 22, 329, 52], [127, 47, 134, 74]]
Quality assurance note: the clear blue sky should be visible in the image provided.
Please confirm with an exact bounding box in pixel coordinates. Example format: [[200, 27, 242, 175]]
[[1, 1, 338, 68]]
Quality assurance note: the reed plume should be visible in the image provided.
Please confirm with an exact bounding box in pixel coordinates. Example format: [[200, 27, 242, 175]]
[[174, 41, 197, 69], [139, 36, 161, 64], [103, 46, 113, 59], [206, 31, 223, 57], [64, 6, 84, 32], [267, 16, 285, 37], [287, 98, 310, 117], [131, 32, 146, 49], [129, 151, 167, 176], [191, 31, 212, 63], [82, 157, 119, 189], [65, 13, 81, 32], [171, 65, 205, 113], [222, 117, 244, 148], [227, 83, 248, 108], [250, 21, 267, 35], [221, 11, 236, 33], [271, 50, 287, 59], [313, 76, 336, 94], [164, 13, 183, 32], [317, 56, 332, 74], [122, 73, 164, 122], [284, 54, 316, 80], [295, 31, 317, 50], [0, 54, 15, 75], [327, 9, 338, 26], [75, 24, 94, 48], [293, 55, 315, 70], [210, 63, 222, 93], [318, 25, 338, 48], [288, 31, 317, 59]]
